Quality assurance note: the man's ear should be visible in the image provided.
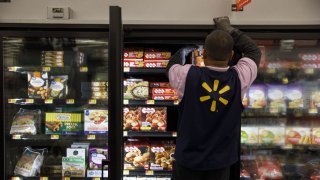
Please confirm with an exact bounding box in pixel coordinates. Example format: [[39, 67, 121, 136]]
[[203, 50, 207, 59]]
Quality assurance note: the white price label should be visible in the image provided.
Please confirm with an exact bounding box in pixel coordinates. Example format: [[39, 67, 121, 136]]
[[42, 67, 51, 72], [50, 135, 60, 140], [45, 99, 53, 104], [146, 100, 155, 105], [87, 135, 96, 140], [123, 100, 129, 105], [305, 68, 314, 74], [123, 67, 130, 72], [80, 66, 88, 72], [8, 67, 18, 72], [123, 170, 129, 175], [25, 99, 34, 104], [172, 132, 177, 137], [12, 135, 21, 140], [123, 131, 128, 137]]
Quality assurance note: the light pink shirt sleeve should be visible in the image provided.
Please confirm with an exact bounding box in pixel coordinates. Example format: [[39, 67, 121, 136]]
[[168, 64, 192, 99], [233, 57, 258, 99]]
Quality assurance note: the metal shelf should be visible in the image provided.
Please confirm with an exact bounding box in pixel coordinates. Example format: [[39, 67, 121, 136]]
[[7, 98, 108, 106], [10, 177, 108, 180], [9, 134, 108, 141], [123, 67, 166, 75], [123, 100, 179, 106], [123, 131, 177, 138], [123, 170, 172, 177]]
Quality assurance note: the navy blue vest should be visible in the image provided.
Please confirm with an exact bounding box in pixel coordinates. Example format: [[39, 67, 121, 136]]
[[175, 66, 243, 170]]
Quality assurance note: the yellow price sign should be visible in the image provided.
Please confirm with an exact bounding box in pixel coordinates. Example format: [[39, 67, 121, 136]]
[[45, 99, 53, 104], [8, 99, 17, 104], [50, 135, 60, 140], [123, 131, 128, 137], [42, 67, 51, 72], [80, 66, 88, 72], [89, 99, 97, 104], [309, 108, 318, 114], [40, 177, 48, 180], [66, 99, 75, 104], [11, 177, 21, 180], [305, 68, 314, 74], [123, 67, 130, 72], [174, 100, 179, 105], [146, 100, 155, 105], [8, 67, 18, 72], [25, 99, 34, 104], [146, 170, 154, 175], [63, 177, 70, 180], [123, 170, 129, 175], [87, 135, 96, 140], [266, 68, 276, 74], [123, 100, 129, 105], [12, 135, 21, 140], [92, 178, 101, 180]]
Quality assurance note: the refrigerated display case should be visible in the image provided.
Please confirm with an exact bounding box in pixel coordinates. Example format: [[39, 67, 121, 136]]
[[1, 6, 123, 180]]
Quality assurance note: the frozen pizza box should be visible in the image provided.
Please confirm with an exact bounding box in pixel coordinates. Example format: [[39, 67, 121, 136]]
[[124, 141, 150, 170], [124, 49, 144, 60], [140, 107, 167, 131], [143, 60, 169, 68], [312, 128, 320, 145], [248, 85, 267, 109], [258, 127, 285, 145], [285, 127, 311, 145], [124, 79, 149, 100], [150, 142, 175, 171], [144, 52, 171, 61], [152, 95, 178, 101], [152, 88, 177, 95], [267, 85, 286, 111], [241, 126, 259, 144], [149, 82, 171, 88], [84, 109, 108, 134], [124, 60, 144, 68], [286, 85, 304, 109], [123, 107, 142, 131]]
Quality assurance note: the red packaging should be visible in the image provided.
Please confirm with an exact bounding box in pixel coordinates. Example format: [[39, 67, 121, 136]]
[[152, 88, 177, 95], [123, 107, 141, 131], [256, 157, 283, 180], [124, 140, 150, 170], [143, 60, 169, 68], [144, 52, 171, 61], [152, 95, 178, 100], [124, 60, 144, 67], [149, 82, 171, 88], [124, 49, 144, 60], [140, 107, 167, 131]]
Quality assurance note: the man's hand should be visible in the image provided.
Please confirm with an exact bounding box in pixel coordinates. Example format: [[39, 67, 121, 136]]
[[213, 16, 234, 33]]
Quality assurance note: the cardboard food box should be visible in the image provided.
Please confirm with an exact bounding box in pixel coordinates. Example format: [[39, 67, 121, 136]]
[[144, 52, 171, 61], [141, 107, 167, 131], [258, 127, 285, 145], [149, 82, 171, 88], [124, 49, 144, 67], [152, 88, 177, 95], [84, 109, 108, 134], [267, 85, 286, 111], [152, 95, 178, 101], [286, 85, 304, 109], [124, 141, 150, 170], [285, 127, 311, 145], [241, 126, 259, 144], [124, 79, 149, 100], [150, 142, 175, 171], [45, 113, 82, 135], [123, 107, 142, 131], [248, 85, 267, 109], [89, 148, 108, 169], [124, 60, 144, 67], [62, 157, 86, 177], [67, 148, 86, 159], [143, 60, 169, 68], [312, 128, 320, 145]]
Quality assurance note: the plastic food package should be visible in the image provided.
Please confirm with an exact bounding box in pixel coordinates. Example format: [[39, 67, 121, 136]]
[[10, 108, 41, 135], [123, 107, 141, 131], [285, 127, 311, 145], [150, 141, 175, 171], [124, 79, 149, 100], [248, 85, 267, 109], [14, 147, 47, 177], [124, 140, 150, 170], [141, 107, 167, 131], [267, 85, 286, 112], [84, 109, 108, 134], [258, 127, 285, 145], [286, 85, 304, 109], [48, 75, 68, 99], [28, 72, 48, 99], [241, 126, 259, 144], [89, 148, 108, 169], [257, 158, 283, 179]]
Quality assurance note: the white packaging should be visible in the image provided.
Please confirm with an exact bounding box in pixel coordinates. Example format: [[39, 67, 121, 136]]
[[67, 148, 86, 159]]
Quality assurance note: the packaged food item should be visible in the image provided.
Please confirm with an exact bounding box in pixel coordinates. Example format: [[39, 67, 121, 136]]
[[124, 49, 144, 67], [41, 51, 64, 67], [241, 126, 259, 144], [141, 107, 167, 131], [124, 79, 149, 100], [84, 109, 108, 134], [242, 93, 249, 108], [258, 127, 285, 145], [267, 85, 286, 111], [152, 95, 178, 101], [62, 157, 86, 177], [48, 75, 68, 99], [91, 91, 108, 99], [310, 90, 320, 109], [124, 141, 150, 170], [144, 51, 171, 61], [123, 107, 141, 131], [150, 142, 175, 171], [312, 128, 320, 145], [14, 147, 47, 177], [10, 108, 41, 135], [256, 158, 283, 179], [149, 82, 171, 88], [89, 148, 108, 169], [67, 148, 86, 159], [286, 127, 311, 145], [28, 72, 48, 99], [286, 85, 304, 109], [248, 85, 267, 109], [124, 177, 137, 180], [152, 88, 177, 95], [192, 46, 205, 67], [45, 113, 82, 135], [143, 60, 169, 68]]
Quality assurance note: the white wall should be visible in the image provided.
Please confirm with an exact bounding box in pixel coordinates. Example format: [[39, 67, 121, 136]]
[[0, 0, 319, 25]]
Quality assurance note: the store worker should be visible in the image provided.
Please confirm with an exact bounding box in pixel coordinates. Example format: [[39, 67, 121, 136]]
[[166, 16, 261, 180]]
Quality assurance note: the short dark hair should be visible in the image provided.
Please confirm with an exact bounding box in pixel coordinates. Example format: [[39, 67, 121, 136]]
[[204, 30, 234, 61]]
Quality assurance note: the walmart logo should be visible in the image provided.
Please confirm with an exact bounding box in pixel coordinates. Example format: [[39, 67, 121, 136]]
[[200, 80, 230, 112]]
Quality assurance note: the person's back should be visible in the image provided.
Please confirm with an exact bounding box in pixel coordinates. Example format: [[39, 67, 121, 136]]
[[167, 17, 261, 180]]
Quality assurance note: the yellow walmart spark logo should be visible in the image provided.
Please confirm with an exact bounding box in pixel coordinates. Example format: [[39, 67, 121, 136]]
[[200, 80, 230, 112]]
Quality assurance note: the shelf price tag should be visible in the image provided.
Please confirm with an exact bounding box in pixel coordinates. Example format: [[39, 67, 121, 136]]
[[87, 135, 96, 140], [123, 100, 129, 105], [12, 135, 21, 140], [309, 108, 318, 114], [8, 67, 18, 72], [45, 99, 53, 104], [305, 68, 314, 74], [174, 100, 179, 105], [8, 99, 17, 104], [25, 99, 34, 104], [63, 177, 70, 180], [123, 131, 128, 137], [123, 67, 130, 72], [11, 177, 21, 180], [266, 68, 276, 74], [42, 67, 51, 72], [146, 170, 154, 175], [89, 99, 97, 104], [50, 135, 60, 140], [172, 132, 177, 137], [123, 170, 129, 175], [146, 100, 155, 105], [40, 177, 48, 180], [269, 108, 279, 114], [92, 178, 100, 180], [66, 99, 75, 104], [80, 66, 88, 72]]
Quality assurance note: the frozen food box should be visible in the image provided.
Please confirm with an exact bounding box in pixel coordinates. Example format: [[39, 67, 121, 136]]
[[258, 127, 285, 145], [62, 157, 85, 177], [124, 60, 144, 68], [124, 141, 150, 170], [140, 107, 167, 131], [149, 82, 171, 88], [124, 49, 144, 67], [28, 72, 48, 99], [144, 51, 171, 61], [45, 113, 82, 135], [241, 126, 259, 144], [67, 148, 86, 159], [310, 90, 320, 109], [84, 109, 108, 134], [89, 148, 108, 169], [312, 128, 320, 145], [150, 142, 175, 171], [143, 60, 169, 68], [152, 95, 178, 101], [248, 85, 267, 109], [152, 88, 177, 95], [285, 127, 311, 145], [123, 107, 142, 131], [267, 85, 286, 111], [286, 85, 304, 109], [124, 79, 149, 100]]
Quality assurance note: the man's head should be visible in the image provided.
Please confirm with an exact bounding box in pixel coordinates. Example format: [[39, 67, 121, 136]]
[[203, 30, 234, 66]]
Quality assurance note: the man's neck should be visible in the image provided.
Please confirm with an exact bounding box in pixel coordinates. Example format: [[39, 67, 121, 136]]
[[204, 59, 229, 68]]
